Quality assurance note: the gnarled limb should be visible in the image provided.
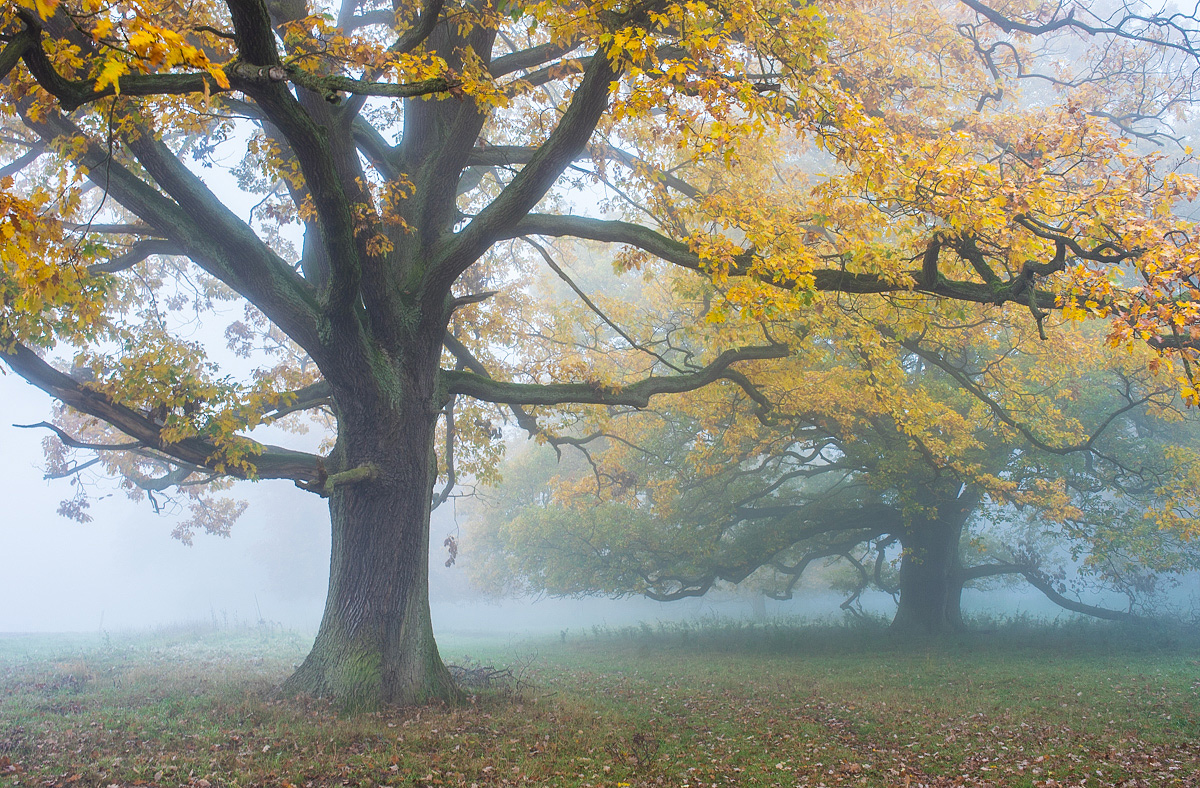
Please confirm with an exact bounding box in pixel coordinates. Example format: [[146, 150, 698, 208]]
[[959, 0, 1200, 60], [2, 342, 325, 485], [960, 561, 1136, 621], [13, 12, 452, 113], [23, 109, 324, 355], [444, 344, 789, 408], [424, 52, 621, 301], [509, 213, 1151, 315]]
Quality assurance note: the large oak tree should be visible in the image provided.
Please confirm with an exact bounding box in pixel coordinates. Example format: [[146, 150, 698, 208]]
[[2, 0, 1199, 705]]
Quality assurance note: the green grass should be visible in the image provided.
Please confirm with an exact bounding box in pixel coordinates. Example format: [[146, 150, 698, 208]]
[[1, 619, 1198, 787]]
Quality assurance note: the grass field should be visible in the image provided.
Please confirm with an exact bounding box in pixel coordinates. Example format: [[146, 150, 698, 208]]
[[1, 619, 1197, 787]]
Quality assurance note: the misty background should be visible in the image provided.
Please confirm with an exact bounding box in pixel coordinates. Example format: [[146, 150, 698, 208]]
[[1, 368, 1101, 637], [3, 57, 1188, 640]]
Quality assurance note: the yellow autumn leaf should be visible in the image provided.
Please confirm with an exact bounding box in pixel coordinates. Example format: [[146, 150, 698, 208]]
[[95, 59, 129, 94], [92, 18, 114, 42], [15, 0, 60, 20], [207, 66, 231, 91]]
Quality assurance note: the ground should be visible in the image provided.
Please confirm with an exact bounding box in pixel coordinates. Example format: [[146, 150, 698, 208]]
[[0, 620, 1197, 787]]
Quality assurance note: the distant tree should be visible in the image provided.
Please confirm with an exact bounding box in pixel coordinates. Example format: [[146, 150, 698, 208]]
[[2, 0, 1199, 706], [468, 308, 1200, 632]]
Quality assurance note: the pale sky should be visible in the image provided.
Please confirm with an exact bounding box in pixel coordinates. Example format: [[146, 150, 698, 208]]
[[0, 369, 334, 632]]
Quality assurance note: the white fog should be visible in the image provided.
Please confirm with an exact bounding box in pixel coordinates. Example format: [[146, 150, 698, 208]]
[[2, 365, 1089, 638]]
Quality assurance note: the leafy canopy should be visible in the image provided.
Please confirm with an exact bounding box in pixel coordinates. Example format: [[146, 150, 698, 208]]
[[0, 0, 1198, 531]]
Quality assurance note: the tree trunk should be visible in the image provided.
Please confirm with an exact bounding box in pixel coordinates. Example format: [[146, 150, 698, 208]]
[[890, 514, 966, 635], [283, 355, 459, 708]]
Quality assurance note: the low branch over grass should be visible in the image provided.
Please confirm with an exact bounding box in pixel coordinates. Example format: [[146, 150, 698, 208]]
[[3, 342, 324, 484]]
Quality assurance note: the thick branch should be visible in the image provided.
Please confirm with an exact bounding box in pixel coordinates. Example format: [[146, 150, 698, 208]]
[[296, 462, 378, 496], [719, 368, 777, 423], [0, 140, 44, 180], [393, 0, 445, 55], [963, 561, 1136, 621], [489, 41, 580, 78], [1021, 571, 1133, 621], [2, 342, 324, 484], [424, 50, 620, 301], [122, 123, 326, 348], [444, 344, 789, 407], [26, 110, 323, 355], [0, 27, 35, 82], [517, 214, 1117, 312], [222, 6, 370, 323], [13, 14, 452, 114]]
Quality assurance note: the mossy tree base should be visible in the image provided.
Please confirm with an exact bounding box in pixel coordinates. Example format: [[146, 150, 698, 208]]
[[283, 387, 462, 709], [284, 613, 459, 709]]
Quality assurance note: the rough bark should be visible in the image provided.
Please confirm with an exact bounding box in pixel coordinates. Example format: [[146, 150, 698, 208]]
[[283, 333, 459, 708], [890, 514, 967, 634], [890, 485, 978, 634], [284, 475, 457, 707]]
